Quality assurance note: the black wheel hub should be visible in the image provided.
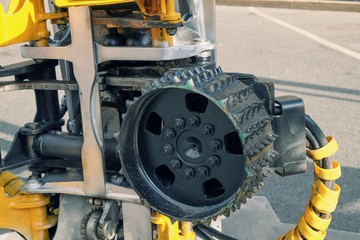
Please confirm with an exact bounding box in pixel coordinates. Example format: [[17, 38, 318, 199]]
[[136, 89, 245, 207], [119, 67, 276, 220]]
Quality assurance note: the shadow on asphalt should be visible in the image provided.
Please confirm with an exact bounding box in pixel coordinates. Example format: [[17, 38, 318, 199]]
[[259, 161, 360, 233], [0, 120, 20, 154], [260, 77, 360, 103]]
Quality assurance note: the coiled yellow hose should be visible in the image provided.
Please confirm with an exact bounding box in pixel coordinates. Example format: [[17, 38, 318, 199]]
[[278, 136, 341, 240]]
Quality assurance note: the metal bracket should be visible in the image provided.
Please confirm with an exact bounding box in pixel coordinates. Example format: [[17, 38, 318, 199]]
[[272, 95, 307, 176]]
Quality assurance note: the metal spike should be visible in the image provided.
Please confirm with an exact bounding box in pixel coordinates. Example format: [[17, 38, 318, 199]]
[[208, 84, 215, 93], [201, 71, 209, 82], [141, 86, 151, 93], [208, 70, 215, 79], [159, 77, 168, 84], [180, 71, 188, 80], [194, 67, 202, 75], [187, 70, 195, 78], [257, 143, 265, 150], [195, 76, 203, 85], [266, 134, 277, 141], [262, 138, 271, 145], [173, 75, 182, 83], [125, 99, 134, 108], [167, 72, 175, 80], [212, 68, 218, 76], [224, 209, 231, 217], [187, 79, 195, 87]]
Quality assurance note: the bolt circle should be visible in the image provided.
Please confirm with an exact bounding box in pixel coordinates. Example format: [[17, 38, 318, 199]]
[[197, 166, 210, 178], [183, 167, 195, 179], [209, 140, 222, 152], [169, 159, 182, 170], [189, 116, 201, 127], [174, 118, 185, 129], [162, 144, 174, 156], [202, 124, 214, 136], [163, 128, 176, 140], [208, 155, 221, 168]]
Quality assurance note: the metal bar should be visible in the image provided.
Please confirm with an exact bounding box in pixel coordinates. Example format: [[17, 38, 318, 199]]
[[96, 42, 215, 63], [30, 66, 61, 124], [0, 81, 79, 91], [216, 0, 360, 12], [68, 7, 106, 196], [21, 42, 215, 63], [32, 134, 118, 160], [122, 202, 152, 239]]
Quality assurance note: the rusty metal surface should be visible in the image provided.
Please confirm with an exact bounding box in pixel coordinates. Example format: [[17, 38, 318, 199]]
[[93, 17, 183, 28], [0, 80, 79, 92]]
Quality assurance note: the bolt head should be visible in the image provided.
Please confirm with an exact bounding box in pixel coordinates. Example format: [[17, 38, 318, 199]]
[[202, 124, 214, 136], [209, 140, 222, 152], [162, 144, 174, 156], [189, 116, 200, 128], [174, 118, 185, 129], [163, 128, 176, 140], [183, 167, 195, 179], [198, 166, 210, 178], [209, 156, 221, 168], [169, 159, 182, 170]]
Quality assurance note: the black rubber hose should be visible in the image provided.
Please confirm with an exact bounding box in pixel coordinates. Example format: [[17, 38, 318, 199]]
[[306, 128, 319, 150], [305, 115, 334, 182], [193, 226, 213, 240], [197, 224, 239, 240], [305, 115, 327, 145], [305, 114, 335, 220]]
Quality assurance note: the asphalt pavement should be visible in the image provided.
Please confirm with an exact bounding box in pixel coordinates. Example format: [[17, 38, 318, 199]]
[[0, 4, 359, 236], [216, 6, 360, 233]]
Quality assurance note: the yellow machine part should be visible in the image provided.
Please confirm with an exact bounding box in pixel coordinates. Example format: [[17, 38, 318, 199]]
[[278, 136, 341, 240], [53, 0, 181, 46], [0, 0, 67, 47], [0, 171, 57, 240], [54, 0, 135, 7], [139, 0, 181, 46], [151, 212, 196, 240]]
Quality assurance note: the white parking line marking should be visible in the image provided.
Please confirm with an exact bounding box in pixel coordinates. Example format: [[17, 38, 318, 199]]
[[248, 7, 360, 61]]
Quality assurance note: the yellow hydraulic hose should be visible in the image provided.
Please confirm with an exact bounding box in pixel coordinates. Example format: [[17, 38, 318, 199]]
[[278, 136, 341, 240]]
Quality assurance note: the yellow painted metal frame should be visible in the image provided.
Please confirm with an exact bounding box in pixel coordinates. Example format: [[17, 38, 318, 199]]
[[54, 0, 135, 7], [0, 0, 67, 47], [152, 212, 196, 240], [0, 171, 57, 240]]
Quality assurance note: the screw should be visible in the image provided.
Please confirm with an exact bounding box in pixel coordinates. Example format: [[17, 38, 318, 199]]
[[183, 167, 195, 179], [209, 156, 221, 168], [189, 116, 200, 127], [198, 166, 210, 178], [169, 159, 182, 170], [174, 118, 185, 129], [163, 128, 175, 140], [202, 124, 214, 136], [162, 144, 174, 156], [209, 140, 222, 152]]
